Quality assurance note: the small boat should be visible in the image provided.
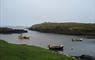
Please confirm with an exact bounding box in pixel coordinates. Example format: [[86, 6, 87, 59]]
[[18, 34, 30, 39], [72, 38, 83, 41], [19, 36, 30, 39], [48, 44, 64, 51]]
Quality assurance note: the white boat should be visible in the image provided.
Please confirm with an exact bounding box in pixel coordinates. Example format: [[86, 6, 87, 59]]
[[18, 34, 30, 39], [72, 38, 83, 41], [48, 44, 64, 51]]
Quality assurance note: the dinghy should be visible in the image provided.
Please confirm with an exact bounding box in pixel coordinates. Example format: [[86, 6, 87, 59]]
[[18, 34, 30, 39], [48, 44, 64, 51], [72, 38, 83, 41]]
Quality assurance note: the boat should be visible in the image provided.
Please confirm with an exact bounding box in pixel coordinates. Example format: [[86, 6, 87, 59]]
[[72, 38, 83, 41], [18, 34, 30, 39], [18, 36, 30, 39], [48, 44, 64, 51]]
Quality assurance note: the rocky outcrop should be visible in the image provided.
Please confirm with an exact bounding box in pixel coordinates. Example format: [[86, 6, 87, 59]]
[[0, 27, 27, 34]]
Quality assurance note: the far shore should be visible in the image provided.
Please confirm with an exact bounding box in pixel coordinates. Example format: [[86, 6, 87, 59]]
[[0, 27, 27, 34], [28, 22, 95, 37]]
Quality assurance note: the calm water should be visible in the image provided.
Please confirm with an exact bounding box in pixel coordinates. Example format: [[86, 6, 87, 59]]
[[0, 26, 95, 57]]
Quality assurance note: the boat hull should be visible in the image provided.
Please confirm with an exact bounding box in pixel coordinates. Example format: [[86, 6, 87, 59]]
[[48, 45, 64, 51]]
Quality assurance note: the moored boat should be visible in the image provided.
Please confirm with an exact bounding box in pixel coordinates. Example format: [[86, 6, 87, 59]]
[[48, 44, 64, 51], [18, 34, 30, 39], [72, 38, 83, 41]]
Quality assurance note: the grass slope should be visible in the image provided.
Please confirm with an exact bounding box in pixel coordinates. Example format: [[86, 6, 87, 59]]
[[0, 40, 75, 60], [29, 22, 95, 36]]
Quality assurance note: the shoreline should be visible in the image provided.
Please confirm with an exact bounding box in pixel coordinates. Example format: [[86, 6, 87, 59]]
[[28, 22, 95, 37], [0, 40, 76, 60], [0, 27, 27, 34]]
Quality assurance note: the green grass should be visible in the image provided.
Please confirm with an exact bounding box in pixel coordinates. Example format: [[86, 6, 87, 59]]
[[29, 22, 95, 36], [0, 40, 75, 60]]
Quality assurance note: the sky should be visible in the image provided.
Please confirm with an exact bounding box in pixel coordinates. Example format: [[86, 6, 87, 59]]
[[0, 0, 95, 26]]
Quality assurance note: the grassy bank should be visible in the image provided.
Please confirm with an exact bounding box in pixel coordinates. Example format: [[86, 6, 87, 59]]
[[0, 40, 75, 60], [28, 22, 95, 36]]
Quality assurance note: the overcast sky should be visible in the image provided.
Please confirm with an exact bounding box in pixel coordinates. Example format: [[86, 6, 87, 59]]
[[0, 0, 95, 26]]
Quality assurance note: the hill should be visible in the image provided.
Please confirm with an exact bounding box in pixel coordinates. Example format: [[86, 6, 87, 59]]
[[28, 22, 95, 36]]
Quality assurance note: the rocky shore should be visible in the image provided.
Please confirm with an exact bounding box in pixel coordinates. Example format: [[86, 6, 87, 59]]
[[0, 27, 27, 34]]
